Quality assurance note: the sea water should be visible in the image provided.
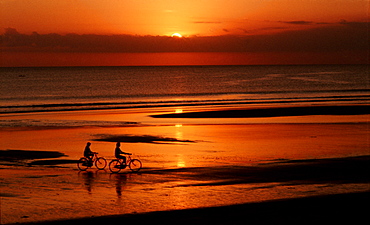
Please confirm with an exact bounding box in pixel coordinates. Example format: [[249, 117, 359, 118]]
[[0, 65, 368, 116], [0, 65, 368, 160]]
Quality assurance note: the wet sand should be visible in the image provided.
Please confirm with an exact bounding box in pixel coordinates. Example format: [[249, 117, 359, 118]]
[[151, 105, 370, 118], [1, 153, 369, 224], [10, 191, 370, 225], [1, 105, 369, 224]]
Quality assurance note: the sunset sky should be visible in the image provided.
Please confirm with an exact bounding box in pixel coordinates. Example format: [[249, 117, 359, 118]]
[[0, 0, 369, 66]]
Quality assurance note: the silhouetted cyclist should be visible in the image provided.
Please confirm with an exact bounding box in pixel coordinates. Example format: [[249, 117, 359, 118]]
[[114, 142, 131, 165]]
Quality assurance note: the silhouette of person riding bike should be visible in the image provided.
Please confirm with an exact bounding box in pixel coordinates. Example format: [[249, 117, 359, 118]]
[[77, 142, 142, 173], [109, 142, 142, 173], [77, 142, 107, 171]]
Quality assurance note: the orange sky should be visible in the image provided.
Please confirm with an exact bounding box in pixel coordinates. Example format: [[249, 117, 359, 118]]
[[0, 0, 369, 66]]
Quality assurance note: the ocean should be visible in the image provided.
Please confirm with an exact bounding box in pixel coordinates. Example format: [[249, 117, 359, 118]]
[[1, 65, 368, 116]]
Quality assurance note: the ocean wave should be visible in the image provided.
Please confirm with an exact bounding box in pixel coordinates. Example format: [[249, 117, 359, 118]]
[[1, 92, 369, 114], [0, 119, 140, 128]]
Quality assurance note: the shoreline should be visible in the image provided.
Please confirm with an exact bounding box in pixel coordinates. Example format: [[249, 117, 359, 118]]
[[151, 105, 370, 118], [7, 191, 370, 225], [2, 103, 369, 117]]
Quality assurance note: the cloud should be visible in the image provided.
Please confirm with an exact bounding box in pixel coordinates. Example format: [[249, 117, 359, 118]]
[[253, 22, 369, 52], [338, 20, 370, 28], [241, 26, 286, 34], [279, 20, 314, 25], [192, 21, 222, 24], [1, 21, 369, 54]]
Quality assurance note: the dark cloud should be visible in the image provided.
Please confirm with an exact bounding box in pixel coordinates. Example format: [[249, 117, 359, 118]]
[[247, 22, 370, 52], [241, 26, 286, 33], [338, 20, 370, 28], [1, 21, 369, 54], [279, 20, 314, 25], [193, 21, 222, 24]]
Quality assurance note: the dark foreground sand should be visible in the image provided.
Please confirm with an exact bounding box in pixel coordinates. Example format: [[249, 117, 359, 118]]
[[10, 191, 369, 225]]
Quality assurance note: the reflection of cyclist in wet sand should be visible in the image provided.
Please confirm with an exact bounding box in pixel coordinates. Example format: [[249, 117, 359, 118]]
[[114, 174, 128, 198], [115, 142, 131, 165], [81, 171, 95, 194]]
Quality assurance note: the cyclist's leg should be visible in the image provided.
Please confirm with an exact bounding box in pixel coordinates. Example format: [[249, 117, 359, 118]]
[[85, 154, 93, 162], [87, 154, 94, 166], [117, 155, 126, 165]]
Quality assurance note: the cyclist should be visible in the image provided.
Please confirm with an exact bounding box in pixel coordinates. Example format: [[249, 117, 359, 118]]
[[115, 142, 131, 165], [83, 142, 95, 165]]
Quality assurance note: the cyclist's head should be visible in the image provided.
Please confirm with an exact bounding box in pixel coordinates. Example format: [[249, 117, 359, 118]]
[[86, 142, 91, 146], [116, 142, 121, 147]]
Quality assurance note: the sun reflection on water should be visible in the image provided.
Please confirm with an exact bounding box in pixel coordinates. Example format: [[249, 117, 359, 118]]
[[175, 124, 183, 141], [176, 154, 186, 167]]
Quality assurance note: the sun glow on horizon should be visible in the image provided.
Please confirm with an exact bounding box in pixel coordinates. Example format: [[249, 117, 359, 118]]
[[171, 33, 183, 38], [1, 0, 368, 66]]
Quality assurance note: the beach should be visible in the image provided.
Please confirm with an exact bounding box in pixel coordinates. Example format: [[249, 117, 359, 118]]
[[1, 0, 369, 221], [7, 192, 369, 225], [1, 106, 369, 224], [1, 65, 369, 224]]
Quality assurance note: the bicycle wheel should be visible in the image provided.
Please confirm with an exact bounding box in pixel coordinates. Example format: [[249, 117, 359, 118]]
[[129, 159, 142, 172], [77, 157, 89, 171], [109, 159, 122, 173], [95, 157, 107, 170]]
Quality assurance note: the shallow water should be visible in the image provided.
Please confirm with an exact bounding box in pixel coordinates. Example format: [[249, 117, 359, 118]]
[[1, 116, 369, 168], [1, 156, 369, 224], [1, 110, 370, 224]]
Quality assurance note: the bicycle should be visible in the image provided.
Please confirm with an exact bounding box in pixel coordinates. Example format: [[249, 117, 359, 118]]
[[77, 152, 107, 171], [109, 154, 142, 173]]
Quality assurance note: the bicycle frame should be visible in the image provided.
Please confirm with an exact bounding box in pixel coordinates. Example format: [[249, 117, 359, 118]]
[[109, 154, 142, 173], [91, 153, 99, 162], [78, 152, 107, 171], [86, 153, 102, 164], [123, 155, 133, 163], [114, 154, 132, 164]]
